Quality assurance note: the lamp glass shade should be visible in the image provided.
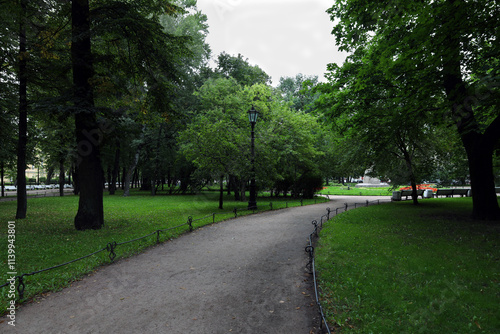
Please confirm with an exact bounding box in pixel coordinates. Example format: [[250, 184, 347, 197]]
[[247, 106, 259, 124]]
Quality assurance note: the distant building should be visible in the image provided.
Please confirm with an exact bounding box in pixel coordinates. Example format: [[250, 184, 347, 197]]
[[2, 164, 48, 185]]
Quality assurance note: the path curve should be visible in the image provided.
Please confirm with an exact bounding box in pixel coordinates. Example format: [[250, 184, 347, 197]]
[[2, 196, 389, 333]]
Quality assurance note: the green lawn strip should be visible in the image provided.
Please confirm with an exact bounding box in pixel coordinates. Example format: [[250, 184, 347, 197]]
[[319, 185, 393, 196], [0, 191, 326, 313], [315, 198, 499, 333]]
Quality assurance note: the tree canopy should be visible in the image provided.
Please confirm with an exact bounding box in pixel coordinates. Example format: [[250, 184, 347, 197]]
[[318, 0, 499, 218], [1, 0, 333, 228]]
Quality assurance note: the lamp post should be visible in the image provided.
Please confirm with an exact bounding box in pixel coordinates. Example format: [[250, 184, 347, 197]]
[[247, 105, 259, 210]]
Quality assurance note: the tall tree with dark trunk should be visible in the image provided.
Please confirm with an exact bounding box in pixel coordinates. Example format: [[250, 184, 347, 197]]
[[72, 0, 104, 230], [16, 0, 28, 219], [325, 0, 500, 220], [440, 0, 500, 219]]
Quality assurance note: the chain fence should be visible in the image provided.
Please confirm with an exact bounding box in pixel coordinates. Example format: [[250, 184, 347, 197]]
[[305, 198, 392, 333], [2, 195, 393, 332], [1, 196, 329, 301]]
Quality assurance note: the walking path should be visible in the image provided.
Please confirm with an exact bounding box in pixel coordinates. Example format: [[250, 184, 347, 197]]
[[2, 196, 389, 334]]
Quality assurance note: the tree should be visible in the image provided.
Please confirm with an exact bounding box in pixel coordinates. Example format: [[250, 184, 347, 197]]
[[179, 76, 325, 205], [15, 0, 28, 219], [262, 103, 323, 198], [216, 52, 271, 86], [69, 0, 191, 227], [316, 42, 445, 204], [72, 0, 104, 230], [0, 3, 18, 196], [179, 77, 247, 209], [88, 0, 192, 199], [278, 74, 319, 113], [325, 0, 500, 219]]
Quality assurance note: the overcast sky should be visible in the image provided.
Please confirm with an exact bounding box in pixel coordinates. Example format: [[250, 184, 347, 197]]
[[196, 0, 348, 86]]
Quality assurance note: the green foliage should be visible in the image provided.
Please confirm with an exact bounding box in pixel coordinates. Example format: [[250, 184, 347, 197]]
[[160, 0, 211, 75], [277, 73, 320, 113], [215, 52, 271, 86], [316, 198, 500, 332], [294, 172, 323, 199], [180, 75, 325, 198], [322, 0, 500, 216]]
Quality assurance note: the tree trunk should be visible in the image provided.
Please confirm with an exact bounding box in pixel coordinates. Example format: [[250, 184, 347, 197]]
[[16, 0, 28, 219], [59, 158, 65, 196], [230, 175, 240, 201], [109, 141, 120, 195], [399, 135, 419, 206], [240, 181, 246, 202], [72, 164, 80, 195], [46, 166, 54, 185], [72, 0, 104, 230], [123, 148, 140, 196], [467, 142, 499, 220], [219, 175, 224, 210], [121, 166, 126, 189], [151, 125, 163, 196], [442, 9, 500, 220], [1, 161, 4, 197]]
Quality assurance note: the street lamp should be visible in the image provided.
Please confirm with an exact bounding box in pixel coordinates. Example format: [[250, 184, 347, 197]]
[[247, 105, 259, 210]]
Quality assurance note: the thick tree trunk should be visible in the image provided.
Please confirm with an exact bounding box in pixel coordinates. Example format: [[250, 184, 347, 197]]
[[467, 142, 499, 220], [72, 0, 104, 230], [74, 111, 104, 229], [442, 15, 500, 220], [16, 0, 28, 219]]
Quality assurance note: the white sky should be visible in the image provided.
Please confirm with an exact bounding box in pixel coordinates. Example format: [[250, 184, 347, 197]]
[[196, 0, 348, 86]]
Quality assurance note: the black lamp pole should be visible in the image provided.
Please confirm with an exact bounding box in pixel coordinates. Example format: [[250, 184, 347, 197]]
[[247, 106, 258, 210]]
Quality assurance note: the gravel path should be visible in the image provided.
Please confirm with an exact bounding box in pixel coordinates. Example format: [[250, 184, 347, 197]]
[[1, 196, 389, 334]]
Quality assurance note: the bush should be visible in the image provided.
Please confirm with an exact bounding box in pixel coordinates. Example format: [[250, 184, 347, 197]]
[[296, 172, 323, 198]]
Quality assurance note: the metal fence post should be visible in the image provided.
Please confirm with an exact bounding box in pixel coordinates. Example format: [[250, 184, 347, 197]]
[[106, 241, 117, 262], [17, 275, 25, 300]]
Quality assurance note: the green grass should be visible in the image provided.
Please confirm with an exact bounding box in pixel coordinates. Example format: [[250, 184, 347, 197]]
[[319, 184, 393, 196], [316, 198, 500, 333], [0, 189, 326, 313]]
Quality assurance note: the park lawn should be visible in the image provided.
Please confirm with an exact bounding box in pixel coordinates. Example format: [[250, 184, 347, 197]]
[[0, 190, 325, 313], [315, 198, 500, 333], [319, 184, 393, 196]]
